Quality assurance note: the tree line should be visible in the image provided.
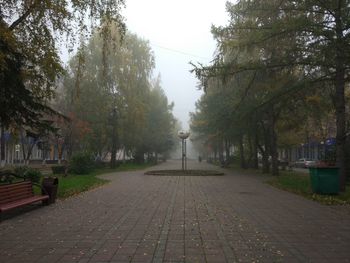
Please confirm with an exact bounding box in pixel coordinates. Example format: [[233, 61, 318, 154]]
[[190, 0, 350, 191], [0, 1, 178, 167], [57, 26, 178, 165]]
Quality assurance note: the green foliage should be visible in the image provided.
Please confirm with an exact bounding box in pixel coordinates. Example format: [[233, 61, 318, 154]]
[[14, 166, 29, 177], [24, 169, 42, 183], [268, 172, 350, 205], [94, 160, 107, 169], [268, 173, 312, 195], [190, 0, 350, 181], [14, 166, 42, 183], [95, 162, 155, 173], [51, 165, 66, 174], [50, 163, 154, 199], [69, 152, 94, 175], [0, 0, 125, 129], [61, 25, 177, 162], [57, 173, 107, 199], [226, 165, 350, 205]]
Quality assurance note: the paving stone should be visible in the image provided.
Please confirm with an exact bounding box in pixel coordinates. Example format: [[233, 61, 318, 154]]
[[0, 160, 349, 262]]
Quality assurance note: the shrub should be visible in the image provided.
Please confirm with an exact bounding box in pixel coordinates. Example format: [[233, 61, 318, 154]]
[[14, 166, 29, 177], [147, 156, 157, 164], [69, 152, 94, 174], [24, 168, 42, 183], [13, 166, 42, 183], [51, 165, 66, 174], [94, 160, 107, 169]]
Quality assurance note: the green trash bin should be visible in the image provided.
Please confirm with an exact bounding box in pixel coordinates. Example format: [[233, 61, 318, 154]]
[[309, 167, 339, 194]]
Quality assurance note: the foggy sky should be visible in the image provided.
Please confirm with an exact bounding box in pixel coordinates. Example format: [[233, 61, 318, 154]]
[[123, 0, 228, 130]]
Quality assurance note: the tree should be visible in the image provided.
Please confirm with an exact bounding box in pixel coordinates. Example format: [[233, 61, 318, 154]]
[[191, 0, 349, 187], [0, 0, 125, 166], [143, 77, 177, 160], [1, 0, 125, 119], [61, 24, 177, 165]]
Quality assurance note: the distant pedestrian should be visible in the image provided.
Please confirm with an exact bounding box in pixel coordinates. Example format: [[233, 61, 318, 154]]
[[198, 156, 202, 162]]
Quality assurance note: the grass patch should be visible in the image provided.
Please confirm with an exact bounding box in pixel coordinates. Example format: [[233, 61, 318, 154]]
[[224, 163, 350, 205], [36, 162, 156, 199], [226, 163, 263, 176], [267, 171, 350, 205], [56, 172, 108, 199], [95, 162, 155, 175], [145, 169, 224, 176], [33, 171, 108, 199]]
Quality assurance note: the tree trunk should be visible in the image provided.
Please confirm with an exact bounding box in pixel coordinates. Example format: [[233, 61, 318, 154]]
[[110, 109, 118, 168], [247, 135, 253, 168], [110, 143, 117, 168], [258, 144, 270, 174], [218, 139, 224, 164], [134, 150, 145, 164], [239, 135, 246, 169], [269, 109, 279, 176], [262, 153, 269, 173], [0, 126, 5, 167], [57, 142, 64, 165], [335, 8, 346, 191], [260, 121, 270, 173], [252, 131, 259, 169], [225, 139, 230, 162], [20, 129, 28, 164], [110, 130, 117, 168], [25, 142, 36, 165], [345, 136, 350, 184]]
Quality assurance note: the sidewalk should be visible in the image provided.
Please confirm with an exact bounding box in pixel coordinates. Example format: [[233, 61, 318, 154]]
[[0, 159, 349, 262]]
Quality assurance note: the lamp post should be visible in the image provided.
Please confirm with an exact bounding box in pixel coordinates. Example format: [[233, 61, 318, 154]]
[[178, 131, 190, 171]]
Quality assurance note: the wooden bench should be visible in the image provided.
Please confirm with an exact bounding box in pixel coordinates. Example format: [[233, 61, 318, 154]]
[[0, 173, 49, 216]]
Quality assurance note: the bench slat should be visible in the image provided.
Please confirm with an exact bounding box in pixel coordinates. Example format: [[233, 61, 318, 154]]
[[0, 192, 35, 204], [0, 182, 33, 194], [1, 189, 33, 196], [0, 188, 32, 195], [0, 182, 34, 205], [0, 195, 49, 212], [0, 180, 50, 213]]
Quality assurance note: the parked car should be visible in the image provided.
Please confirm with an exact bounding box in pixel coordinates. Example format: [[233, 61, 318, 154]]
[[294, 158, 317, 168]]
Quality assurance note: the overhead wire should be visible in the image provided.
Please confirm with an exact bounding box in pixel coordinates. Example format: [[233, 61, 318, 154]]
[[149, 42, 212, 61]]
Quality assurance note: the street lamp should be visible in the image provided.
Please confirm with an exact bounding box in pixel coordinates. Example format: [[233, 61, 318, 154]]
[[178, 131, 190, 171]]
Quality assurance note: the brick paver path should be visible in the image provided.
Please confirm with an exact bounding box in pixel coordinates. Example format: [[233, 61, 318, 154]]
[[1, 160, 349, 263]]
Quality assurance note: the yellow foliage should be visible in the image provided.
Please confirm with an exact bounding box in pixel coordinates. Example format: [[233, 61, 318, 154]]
[[305, 95, 321, 105], [345, 86, 350, 99]]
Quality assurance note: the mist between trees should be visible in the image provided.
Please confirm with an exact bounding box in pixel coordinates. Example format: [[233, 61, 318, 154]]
[[189, 0, 350, 191], [55, 25, 179, 166]]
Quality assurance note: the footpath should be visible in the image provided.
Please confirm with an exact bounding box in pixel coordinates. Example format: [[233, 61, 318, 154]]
[[0, 159, 349, 262]]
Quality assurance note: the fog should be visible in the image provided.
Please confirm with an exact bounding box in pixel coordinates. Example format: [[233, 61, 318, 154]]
[[123, 0, 229, 130]]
